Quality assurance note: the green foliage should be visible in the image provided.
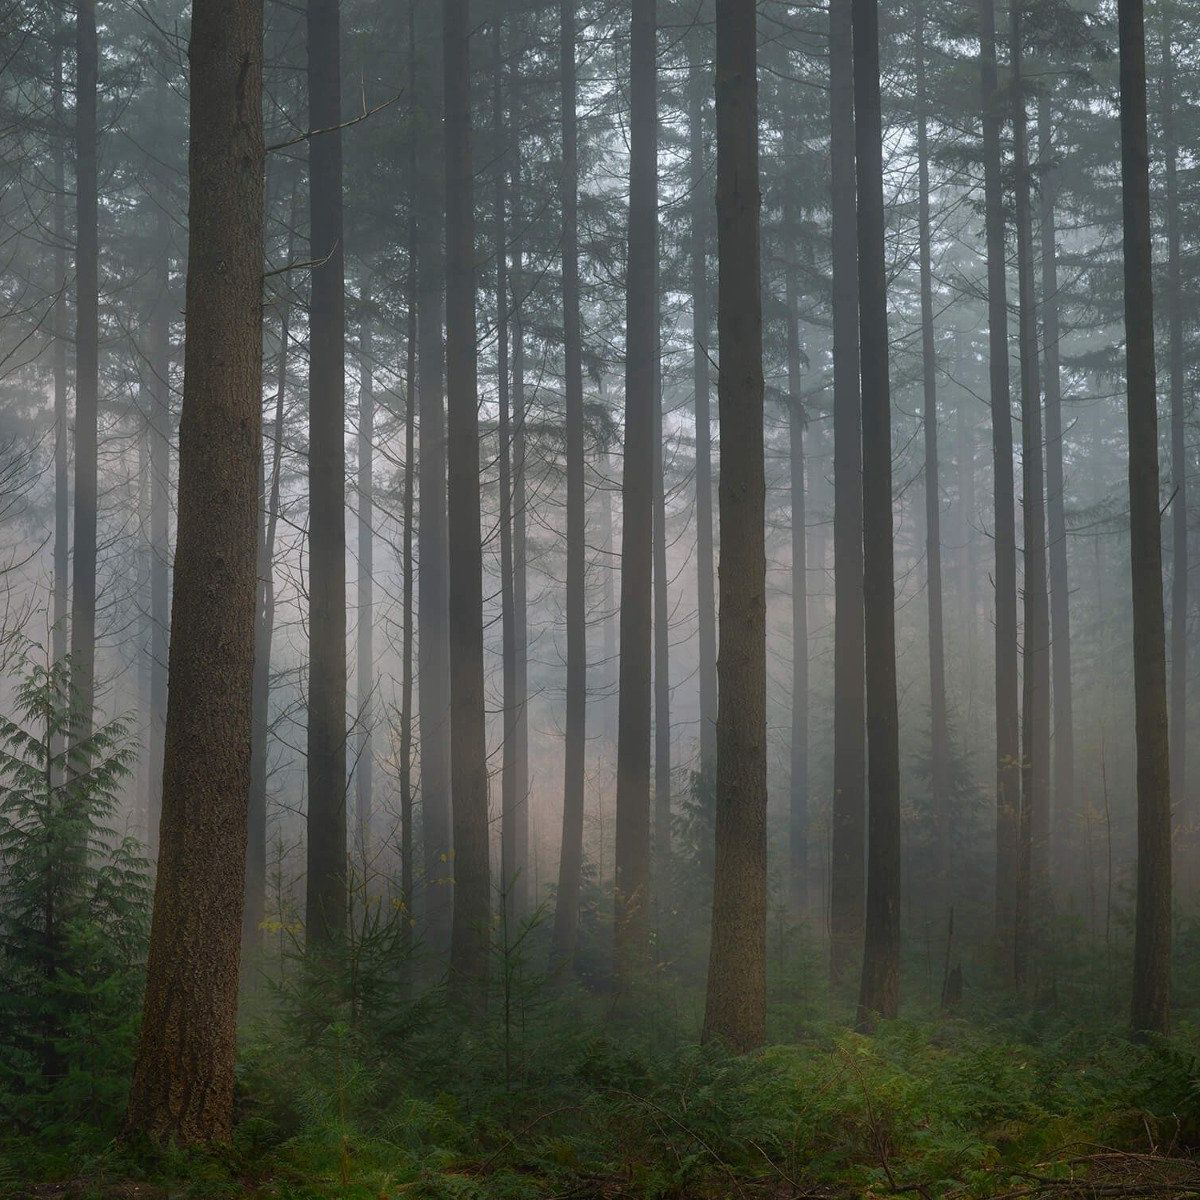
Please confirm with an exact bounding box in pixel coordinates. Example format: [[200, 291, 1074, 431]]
[[0, 653, 149, 1134]]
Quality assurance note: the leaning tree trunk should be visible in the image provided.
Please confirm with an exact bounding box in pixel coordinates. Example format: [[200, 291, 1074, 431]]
[[70, 0, 99, 747], [444, 0, 490, 1002], [915, 3, 949, 888], [552, 0, 588, 968], [1161, 22, 1187, 838], [853, 0, 901, 1030], [1010, 3, 1051, 990], [828, 0, 866, 990], [1037, 102, 1076, 901], [124, 0, 265, 1142], [703, 0, 766, 1054], [785, 206, 808, 918], [979, 0, 1020, 964], [305, 0, 348, 949], [1118, 0, 1172, 1039], [688, 24, 717, 771]]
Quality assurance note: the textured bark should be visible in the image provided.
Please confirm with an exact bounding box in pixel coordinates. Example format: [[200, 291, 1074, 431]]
[[614, 0, 657, 987], [69, 0, 98, 746], [305, 0, 348, 948], [703, 0, 766, 1053], [1037, 102, 1076, 895], [785, 208, 808, 917], [828, 0, 866, 988], [853, 0, 901, 1029], [124, 0, 264, 1142], [354, 285, 375, 863], [1118, 0, 1172, 1038], [915, 4, 949, 878], [689, 28, 717, 771], [416, 1, 452, 953], [552, 0, 587, 966], [444, 0, 490, 1000], [1010, 4, 1051, 989], [978, 0, 1020, 961], [1161, 23, 1187, 828]]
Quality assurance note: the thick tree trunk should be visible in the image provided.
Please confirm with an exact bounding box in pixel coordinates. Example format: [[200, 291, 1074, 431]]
[[1037, 102, 1076, 898], [703, 0, 766, 1053], [552, 0, 587, 967], [915, 4, 949, 883], [689, 29, 717, 771], [978, 0, 1020, 962], [444, 0, 490, 1000], [70, 0, 99, 745], [785, 208, 808, 917], [416, 0, 452, 952], [1118, 0, 1172, 1038], [1161, 23, 1187, 832], [614, 0, 657, 987], [853, 0, 901, 1029], [305, 0, 348, 948], [1010, 5, 1051, 989], [828, 0, 866, 989], [124, 0, 264, 1141], [354, 285, 375, 864]]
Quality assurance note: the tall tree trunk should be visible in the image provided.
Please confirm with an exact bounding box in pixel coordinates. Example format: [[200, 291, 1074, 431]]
[[703, 0, 766, 1053], [1037, 101, 1076, 898], [979, 0, 1019, 962], [614, 0, 657, 987], [148, 222, 171, 855], [689, 27, 717, 770], [243, 256, 291, 959], [653, 339, 671, 879], [51, 14, 68, 724], [601, 440, 619, 744], [785, 207, 808, 917], [915, 3, 949, 884], [444, 0, 490, 1000], [1010, 3, 1051, 990], [416, 1, 452, 953], [124, 0, 264, 1141], [305, 0, 348, 948], [69, 0, 98, 744], [552, 0, 588, 967], [354, 284, 375, 864], [828, 0, 866, 989], [1161, 22, 1187, 833], [1119, 0, 1172, 1038], [853, 0, 901, 1029]]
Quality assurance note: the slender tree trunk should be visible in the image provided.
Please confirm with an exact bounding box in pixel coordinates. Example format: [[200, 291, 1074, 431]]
[[305, 0, 347, 948], [829, 0, 866, 989], [1037, 101, 1076, 897], [416, 0, 452, 952], [243, 267, 291, 959], [137, 404, 151, 833], [602, 440, 619, 744], [653, 339, 671, 876], [1010, 3, 1051, 990], [853, 0, 901, 1029], [1119, 0, 1172, 1038], [614, 0, 657, 986], [51, 16, 68, 712], [148, 223, 171, 855], [69, 0, 98, 744], [703, 0, 766, 1053], [915, 3, 949, 882], [689, 27, 717, 770], [354, 284, 375, 864], [444, 0, 490, 999], [785, 208, 808, 917], [552, 0, 588, 967], [124, 0, 264, 1141], [979, 0, 1019, 962], [1161, 22, 1187, 833]]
